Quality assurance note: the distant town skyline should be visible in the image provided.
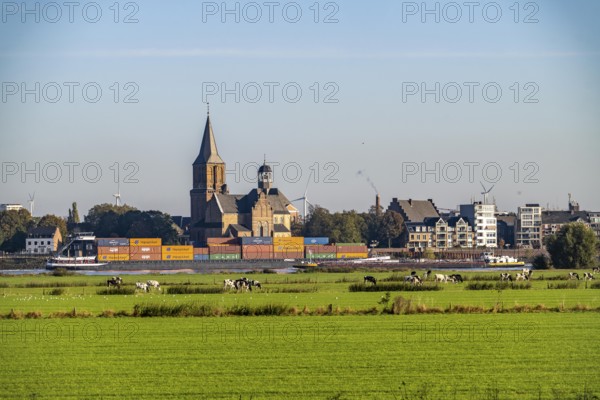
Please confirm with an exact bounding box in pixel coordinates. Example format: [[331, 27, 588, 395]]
[[1, 1, 599, 217]]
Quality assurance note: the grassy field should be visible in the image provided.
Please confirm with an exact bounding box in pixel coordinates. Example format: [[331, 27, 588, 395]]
[[1, 269, 599, 399]]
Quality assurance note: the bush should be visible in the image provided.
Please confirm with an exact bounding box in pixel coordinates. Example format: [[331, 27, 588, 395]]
[[466, 282, 531, 290], [47, 288, 65, 296], [51, 268, 76, 276], [532, 254, 552, 269], [588, 281, 600, 289], [348, 283, 441, 292], [167, 286, 223, 294], [97, 287, 136, 295], [547, 282, 580, 289]]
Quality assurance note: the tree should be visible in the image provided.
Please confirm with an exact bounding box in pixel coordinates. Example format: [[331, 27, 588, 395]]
[[67, 202, 80, 225], [85, 203, 136, 229], [38, 214, 68, 239], [0, 209, 33, 252], [377, 210, 404, 248], [303, 206, 333, 238], [545, 223, 598, 268]]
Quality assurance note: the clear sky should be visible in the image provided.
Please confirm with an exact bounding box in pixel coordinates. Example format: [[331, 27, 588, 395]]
[[1, 0, 599, 218]]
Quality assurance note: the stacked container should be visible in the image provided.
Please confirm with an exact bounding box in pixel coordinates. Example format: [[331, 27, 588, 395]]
[[303, 237, 329, 245], [207, 237, 240, 245], [273, 237, 304, 259], [305, 244, 337, 259], [193, 247, 209, 261], [208, 244, 241, 260], [130, 238, 162, 261], [336, 243, 368, 259], [162, 245, 193, 261], [97, 238, 130, 261]]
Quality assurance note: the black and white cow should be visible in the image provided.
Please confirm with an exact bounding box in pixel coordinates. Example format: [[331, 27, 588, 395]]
[[515, 273, 528, 281], [364, 276, 377, 285], [147, 280, 161, 290], [223, 279, 236, 290], [248, 279, 262, 289], [135, 282, 148, 292], [449, 274, 463, 283], [583, 272, 594, 281], [568, 272, 580, 281], [593, 267, 600, 273], [234, 277, 251, 291], [500, 273, 513, 282], [434, 274, 447, 283], [107, 276, 122, 288], [522, 268, 533, 280], [422, 270, 432, 280]]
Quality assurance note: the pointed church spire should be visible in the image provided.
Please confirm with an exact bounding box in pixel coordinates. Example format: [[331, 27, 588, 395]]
[[194, 108, 224, 165]]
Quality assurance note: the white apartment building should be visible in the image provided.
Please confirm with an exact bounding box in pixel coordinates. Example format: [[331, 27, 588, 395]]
[[516, 204, 542, 248], [0, 204, 24, 212], [460, 202, 497, 248]]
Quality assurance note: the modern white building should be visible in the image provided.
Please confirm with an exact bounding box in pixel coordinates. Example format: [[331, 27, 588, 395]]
[[516, 204, 542, 248], [0, 204, 24, 212], [460, 202, 497, 248]]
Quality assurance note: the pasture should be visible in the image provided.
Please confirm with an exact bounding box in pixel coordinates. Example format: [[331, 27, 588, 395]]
[[1, 268, 599, 399]]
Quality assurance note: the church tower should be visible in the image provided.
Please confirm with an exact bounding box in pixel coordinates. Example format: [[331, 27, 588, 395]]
[[190, 109, 227, 231], [257, 160, 273, 193]]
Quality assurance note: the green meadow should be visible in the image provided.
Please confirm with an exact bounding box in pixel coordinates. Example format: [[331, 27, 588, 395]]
[[0, 269, 599, 399]]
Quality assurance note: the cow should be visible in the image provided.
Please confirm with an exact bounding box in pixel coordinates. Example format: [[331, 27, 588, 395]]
[[147, 280, 161, 290], [515, 273, 527, 281], [135, 282, 148, 292], [522, 268, 533, 280], [234, 278, 251, 291], [500, 273, 513, 282], [422, 270, 432, 280], [248, 279, 262, 289], [568, 272, 580, 281], [223, 279, 236, 290], [410, 271, 417, 276], [449, 274, 463, 283], [364, 276, 377, 285], [410, 275, 422, 286], [107, 276, 122, 288], [593, 267, 600, 273], [583, 272, 594, 281], [434, 274, 447, 283]]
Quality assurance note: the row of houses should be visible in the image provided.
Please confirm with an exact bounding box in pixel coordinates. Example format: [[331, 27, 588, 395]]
[[387, 195, 600, 250]]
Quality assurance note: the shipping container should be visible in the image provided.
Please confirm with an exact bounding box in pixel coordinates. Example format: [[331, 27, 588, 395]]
[[272, 251, 303, 259], [273, 237, 304, 246], [130, 238, 162, 246], [193, 254, 209, 261], [209, 245, 241, 255], [97, 246, 130, 254], [193, 247, 209, 255], [242, 244, 273, 260], [303, 237, 329, 245], [130, 253, 162, 261], [240, 236, 273, 245], [336, 252, 369, 259], [207, 237, 239, 245], [274, 244, 304, 253], [336, 246, 368, 253], [96, 238, 129, 247], [129, 246, 162, 255], [305, 245, 336, 254], [162, 245, 193, 254], [209, 253, 241, 261], [162, 253, 194, 261], [98, 254, 130, 262], [310, 253, 336, 259]]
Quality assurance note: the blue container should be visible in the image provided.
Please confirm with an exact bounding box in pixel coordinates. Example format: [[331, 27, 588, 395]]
[[304, 237, 329, 245], [194, 254, 209, 261], [240, 236, 273, 245], [97, 238, 129, 247]]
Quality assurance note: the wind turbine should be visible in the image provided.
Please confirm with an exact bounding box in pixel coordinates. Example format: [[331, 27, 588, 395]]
[[113, 182, 122, 206], [480, 182, 495, 205], [291, 178, 313, 222], [28, 192, 35, 216]]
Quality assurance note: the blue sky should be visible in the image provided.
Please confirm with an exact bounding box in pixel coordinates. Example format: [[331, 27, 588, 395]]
[[1, 0, 599, 218]]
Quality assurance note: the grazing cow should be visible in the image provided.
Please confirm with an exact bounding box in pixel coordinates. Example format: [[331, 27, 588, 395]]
[[403, 275, 413, 283], [583, 272, 594, 281], [234, 278, 251, 291], [248, 279, 262, 289], [223, 279, 236, 290], [500, 273, 513, 282], [568, 272, 580, 281], [593, 267, 600, 273], [449, 274, 463, 283], [516, 273, 529, 281], [410, 271, 417, 276], [135, 282, 148, 292], [107, 276, 122, 288], [410, 275, 422, 286], [434, 274, 447, 283], [364, 276, 377, 285], [522, 268, 533, 280], [422, 270, 432, 280], [147, 280, 161, 290]]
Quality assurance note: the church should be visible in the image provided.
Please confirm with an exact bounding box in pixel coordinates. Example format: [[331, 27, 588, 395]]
[[189, 112, 299, 244]]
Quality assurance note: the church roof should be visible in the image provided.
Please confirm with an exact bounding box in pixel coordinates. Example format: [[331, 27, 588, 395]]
[[273, 224, 290, 233], [194, 115, 224, 165], [214, 189, 294, 215]]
